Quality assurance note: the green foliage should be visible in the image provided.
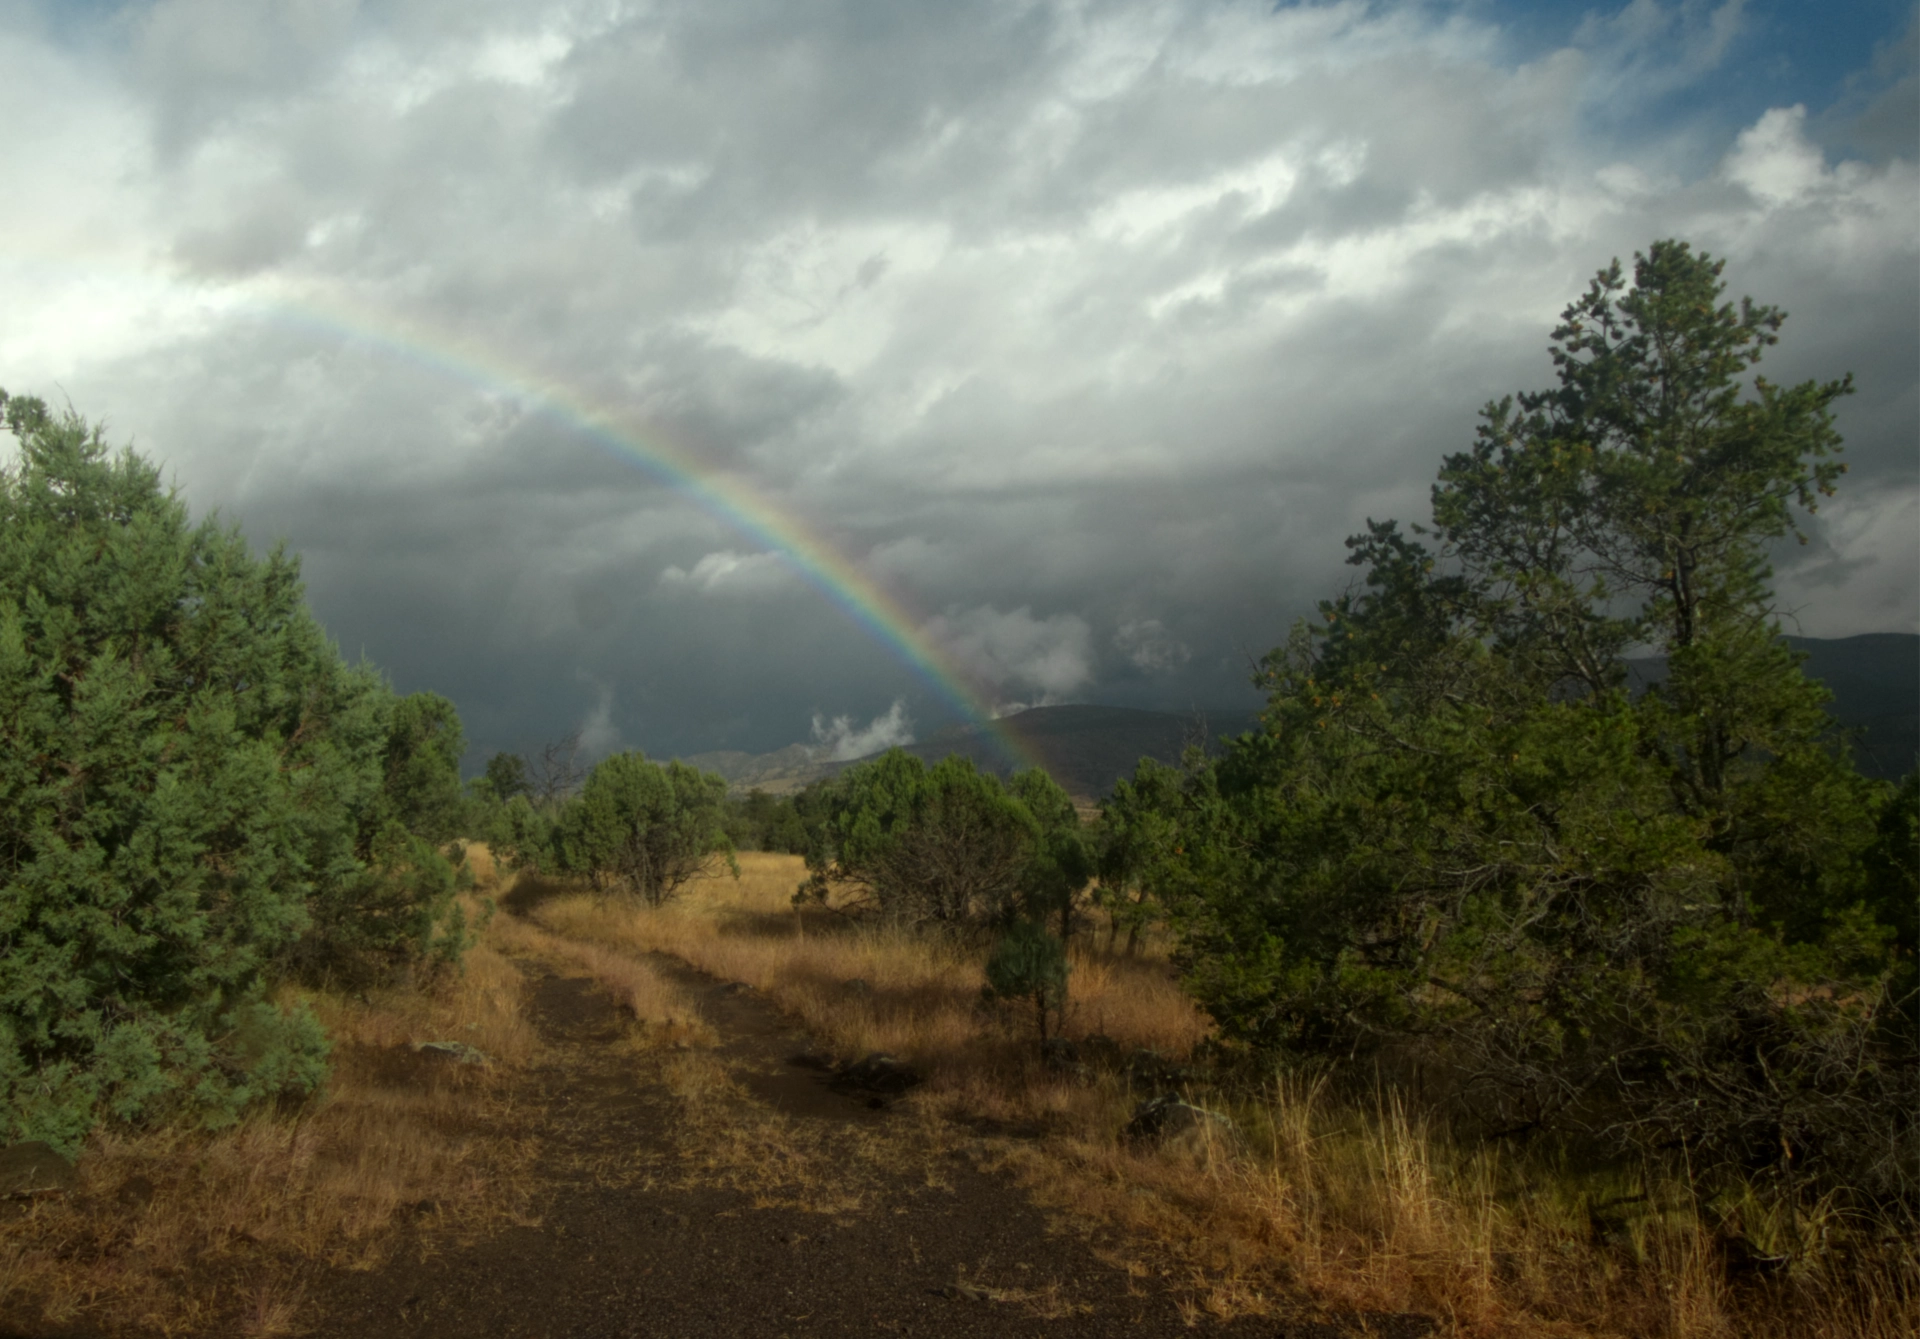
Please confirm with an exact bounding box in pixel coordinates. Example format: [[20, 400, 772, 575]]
[[1166, 244, 1915, 1206], [0, 390, 475, 1151], [1094, 757, 1190, 954], [482, 751, 531, 804], [725, 788, 811, 853], [1008, 768, 1093, 940], [798, 751, 1043, 929], [983, 919, 1070, 1042], [374, 692, 466, 842], [0, 393, 347, 1148], [556, 752, 735, 905]]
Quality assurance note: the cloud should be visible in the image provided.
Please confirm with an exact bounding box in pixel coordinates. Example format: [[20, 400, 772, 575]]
[[925, 605, 1094, 705], [658, 550, 794, 596], [810, 699, 914, 762], [577, 682, 620, 760], [1, 0, 1911, 765], [1115, 618, 1192, 674]]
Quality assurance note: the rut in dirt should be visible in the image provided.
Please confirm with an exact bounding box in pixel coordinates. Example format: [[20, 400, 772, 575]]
[[305, 943, 1420, 1339]]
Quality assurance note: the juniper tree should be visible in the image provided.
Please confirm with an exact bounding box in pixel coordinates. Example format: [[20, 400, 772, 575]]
[[0, 391, 474, 1149], [556, 752, 735, 905]]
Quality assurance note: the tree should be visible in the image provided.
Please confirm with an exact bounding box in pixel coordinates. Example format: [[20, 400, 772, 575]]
[[798, 751, 1039, 929], [556, 752, 735, 905], [0, 392, 345, 1150], [482, 751, 531, 804], [1094, 757, 1189, 954], [984, 919, 1071, 1043], [376, 691, 467, 842], [1008, 768, 1093, 943], [1171, 244, 1913, 1206]]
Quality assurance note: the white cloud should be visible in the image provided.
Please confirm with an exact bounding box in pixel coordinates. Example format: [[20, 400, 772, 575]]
[[577, 682, 620, 759], [1723, 106, 1833, 205], [924, 604, 1094, 705], [1115, 618, 1191, 674], [658, 550, 793, 596], [809, 699, 914, 762]]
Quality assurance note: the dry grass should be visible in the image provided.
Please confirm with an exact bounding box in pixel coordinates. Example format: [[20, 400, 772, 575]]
[[525, 852, 1920, 1339], [0, 880, 541, 1337]]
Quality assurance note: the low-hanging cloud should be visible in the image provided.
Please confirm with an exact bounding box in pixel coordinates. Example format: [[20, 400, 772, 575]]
[[810, 699, 914, 762], [924, 604, 1095, 707], [658, 550, 795, 596]]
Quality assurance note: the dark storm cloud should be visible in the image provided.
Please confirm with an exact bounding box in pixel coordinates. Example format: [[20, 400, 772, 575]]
[[3, 0, 1913, 766]]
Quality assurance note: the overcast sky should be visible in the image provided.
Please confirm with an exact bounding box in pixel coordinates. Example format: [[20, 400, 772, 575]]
[[2, 0, 1914, 766]]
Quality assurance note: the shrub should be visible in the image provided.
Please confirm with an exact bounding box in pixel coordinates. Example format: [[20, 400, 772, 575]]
[[0, 391, 474, 1150], [556, 752, 735, 905], [0, 394, 347, 1148], [798, 751, 1041, 929], [983, 919, 1070, 1043]]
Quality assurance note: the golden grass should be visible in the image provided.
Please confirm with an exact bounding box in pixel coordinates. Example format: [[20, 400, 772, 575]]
[[525, 852, 1920, 1339], [0, 883, 541, 1337]]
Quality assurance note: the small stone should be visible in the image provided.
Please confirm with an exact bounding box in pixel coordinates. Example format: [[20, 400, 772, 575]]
[[411, 1040, 490, 1066], [0, 1142, 77, 1198]]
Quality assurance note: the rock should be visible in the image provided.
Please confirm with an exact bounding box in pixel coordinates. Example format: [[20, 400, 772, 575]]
[[0, 1142, 77, 1198], [718, 981, 756, 997], [411, 1040, 490, 1066], [1124, 1095, 1239, 1162], [838, 1052, 922, 1094]]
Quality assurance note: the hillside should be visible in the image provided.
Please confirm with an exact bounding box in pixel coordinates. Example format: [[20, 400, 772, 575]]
[[1788, 633, 1919, 781]]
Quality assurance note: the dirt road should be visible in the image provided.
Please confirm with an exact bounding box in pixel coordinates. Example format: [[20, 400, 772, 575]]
[[305, 953, 1408, 1339]]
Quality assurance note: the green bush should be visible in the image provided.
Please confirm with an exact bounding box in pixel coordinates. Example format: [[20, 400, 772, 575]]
[[555, 752, 735, 904], [983, 919, 1070, 1043], [1164, 244, 1917, 1207], [798, 751, 1047, 929], [0, 391, 472, 1151]]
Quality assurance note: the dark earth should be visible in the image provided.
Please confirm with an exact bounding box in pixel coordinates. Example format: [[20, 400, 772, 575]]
[[4, 947, 1435, 1339]]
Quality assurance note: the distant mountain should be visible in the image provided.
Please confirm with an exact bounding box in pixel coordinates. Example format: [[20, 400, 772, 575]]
[[1788, 634, 1917, 782], [680, 634, 1915, 802], [681, 704, 1258, 801], [679, 743, 832, 796]]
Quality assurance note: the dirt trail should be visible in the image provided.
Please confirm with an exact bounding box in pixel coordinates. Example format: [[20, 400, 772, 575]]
[[305, 945, 1387, 1339]]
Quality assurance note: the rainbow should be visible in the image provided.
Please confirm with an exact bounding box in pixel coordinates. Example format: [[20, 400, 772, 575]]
[[250, 283, 1045, 772]]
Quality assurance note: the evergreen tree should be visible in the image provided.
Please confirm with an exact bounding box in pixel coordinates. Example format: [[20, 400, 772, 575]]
[[556, 752, 735, 905], [0, 394, 346, 1149], [1170, 245, 1914, 1205], [0, 391, 475, 1150]]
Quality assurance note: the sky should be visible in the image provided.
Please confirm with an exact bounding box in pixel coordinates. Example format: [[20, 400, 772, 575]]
[[2, 0, 1915, 768]]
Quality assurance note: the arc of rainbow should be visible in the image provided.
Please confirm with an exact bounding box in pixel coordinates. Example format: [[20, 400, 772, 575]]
[[254, 283, 1044, 773]]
